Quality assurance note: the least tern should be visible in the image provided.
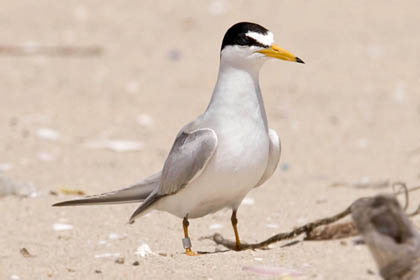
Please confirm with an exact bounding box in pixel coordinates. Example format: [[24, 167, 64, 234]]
[[53, 22, 304, 255]]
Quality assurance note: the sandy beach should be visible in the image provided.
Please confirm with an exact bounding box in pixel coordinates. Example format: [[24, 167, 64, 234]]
[[1, 0, 420, 279]]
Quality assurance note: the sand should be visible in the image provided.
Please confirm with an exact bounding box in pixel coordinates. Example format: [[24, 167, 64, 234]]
[[1, 0, 420, 279]]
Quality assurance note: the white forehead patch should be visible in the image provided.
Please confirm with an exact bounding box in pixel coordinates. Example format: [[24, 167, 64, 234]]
[[246, 31, 274, 47]]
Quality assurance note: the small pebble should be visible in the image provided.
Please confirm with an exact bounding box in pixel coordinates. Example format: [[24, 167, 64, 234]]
[[114, 256, 125, 264], [132, 261, 140, 266], [53, 223, 73, 231], [20, 247, 34, 258], [134, 243, 153, 257], [367, 269, 375, 275]]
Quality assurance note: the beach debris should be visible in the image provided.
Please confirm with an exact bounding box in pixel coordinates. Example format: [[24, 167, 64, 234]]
[[49, 190, 58, 196], [94, 253, 121, 260], [205, 182, 420, 254], [352, 195, 420, 280], [36, 128, 60, 141], [114, 256, 125, 264], [209, 223, 223, 230], [53, 223, 73, 231], [305, 222, 358, 241], [20, 248, 35, 258], [132, 261, 140, 266], [108, 233, 127, 241], [134, 243, 153, 257], [59, 188, 86, 196], [84, 140, 144, 152], [0, 176, 38, 198], [243, 265, 303, 277], [241, 197, 255, 206]]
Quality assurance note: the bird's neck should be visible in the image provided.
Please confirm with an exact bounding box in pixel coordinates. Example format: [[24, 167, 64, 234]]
[[205, 60, 268, 129]]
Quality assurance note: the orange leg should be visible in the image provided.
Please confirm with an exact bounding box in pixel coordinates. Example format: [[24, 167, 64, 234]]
[[231, 210, 242, 251], [183, 217, 198, 256]]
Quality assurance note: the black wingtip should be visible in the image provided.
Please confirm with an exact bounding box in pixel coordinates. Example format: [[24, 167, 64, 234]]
[[296, 57, 305, 64], [52, 200, 83, 207], [52, 201, 67, 207]]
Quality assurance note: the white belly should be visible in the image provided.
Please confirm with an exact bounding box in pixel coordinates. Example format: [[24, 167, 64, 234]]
[[155, 119, 270, 219]]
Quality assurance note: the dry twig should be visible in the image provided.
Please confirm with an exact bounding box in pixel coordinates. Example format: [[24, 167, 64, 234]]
[[203, 206, 352, 250], [204, 182, 420, 251]]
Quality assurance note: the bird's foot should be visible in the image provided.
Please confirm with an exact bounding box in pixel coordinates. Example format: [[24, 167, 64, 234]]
[[233, 244, 242, 251], [185, 248, 199, 256]]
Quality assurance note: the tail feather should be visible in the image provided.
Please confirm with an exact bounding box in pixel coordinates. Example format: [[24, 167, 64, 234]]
[[53, 171, 161, 207]]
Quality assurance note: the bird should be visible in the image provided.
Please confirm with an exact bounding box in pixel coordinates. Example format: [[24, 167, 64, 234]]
[[53, 22, 304, 256]]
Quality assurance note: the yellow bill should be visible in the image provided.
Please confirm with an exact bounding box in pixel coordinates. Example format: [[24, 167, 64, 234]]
[[257, 44, 304, 63]]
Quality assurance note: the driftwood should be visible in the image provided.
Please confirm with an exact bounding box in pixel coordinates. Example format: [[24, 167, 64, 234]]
[[206, 183, 419, 250], [352, 195, 420, 280], [203, 206, 353, 250], [205, 183, 420, 279]]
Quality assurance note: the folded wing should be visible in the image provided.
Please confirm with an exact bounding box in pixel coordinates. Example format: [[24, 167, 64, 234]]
[[128, 128, 218, 222]]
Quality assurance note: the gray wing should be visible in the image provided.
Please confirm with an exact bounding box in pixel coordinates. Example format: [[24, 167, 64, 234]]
[[158, 128, 218, 195], [128, 128, 217, 222], [255, 128, 281, 187], [52, 171, 161, 206]]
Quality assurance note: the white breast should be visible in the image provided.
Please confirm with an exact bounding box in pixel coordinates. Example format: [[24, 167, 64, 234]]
[[155, 52, 271, 218]]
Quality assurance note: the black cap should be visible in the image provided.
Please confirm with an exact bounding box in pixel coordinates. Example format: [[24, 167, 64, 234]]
[[221, 22, 270, 50]]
